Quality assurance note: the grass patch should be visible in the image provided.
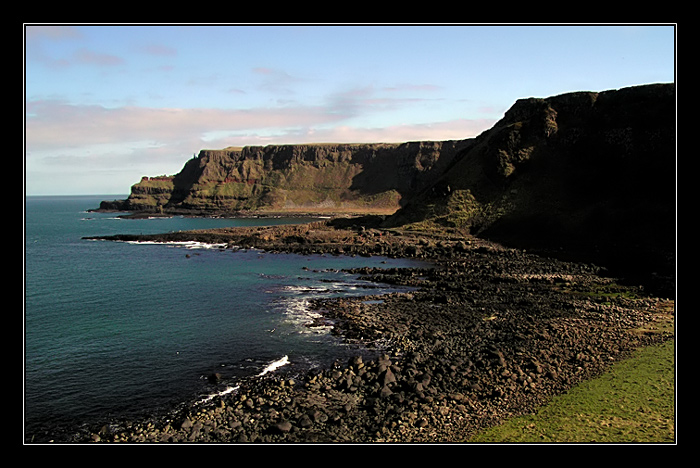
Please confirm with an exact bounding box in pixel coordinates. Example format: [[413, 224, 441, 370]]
[[468, 339, 675, 443], [579, 283, 642, 302]]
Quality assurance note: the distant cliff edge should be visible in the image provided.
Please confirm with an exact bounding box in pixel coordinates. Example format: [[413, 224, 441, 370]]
[[97, 140, 471, 216]]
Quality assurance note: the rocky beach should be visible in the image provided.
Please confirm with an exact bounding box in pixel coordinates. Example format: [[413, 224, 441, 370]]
[[60, 219, 674, 443]]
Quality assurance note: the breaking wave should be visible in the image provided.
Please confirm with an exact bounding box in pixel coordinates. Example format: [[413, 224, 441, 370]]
[[258, 355, 290, 376], [124, 240, 228, 250], [195, 355, 290, 405]]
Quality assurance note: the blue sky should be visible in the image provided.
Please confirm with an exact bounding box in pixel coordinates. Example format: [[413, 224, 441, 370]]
[[24, 24, 676, 196]]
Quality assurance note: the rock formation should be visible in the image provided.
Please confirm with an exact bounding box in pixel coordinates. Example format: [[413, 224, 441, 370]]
[[97, 83, 675, 293], [385, 83, 675, 292], [98, 140, 470, 216]]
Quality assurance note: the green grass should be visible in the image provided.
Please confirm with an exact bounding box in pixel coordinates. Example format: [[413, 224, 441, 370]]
[[468, 339, 675, 443]]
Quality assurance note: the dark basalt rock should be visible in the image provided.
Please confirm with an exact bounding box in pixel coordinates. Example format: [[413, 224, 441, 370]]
[[68, 224, 677, 443]]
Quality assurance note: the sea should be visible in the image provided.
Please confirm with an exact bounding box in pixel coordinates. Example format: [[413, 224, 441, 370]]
[[24, 195, 427, 441]]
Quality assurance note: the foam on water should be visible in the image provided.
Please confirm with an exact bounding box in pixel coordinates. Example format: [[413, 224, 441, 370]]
[[275, 297, 333, 336], [124, 240, 229, 249], [258, 355, 290, 376], [195, 355, 290, 405], [196, 385, 239, 405]]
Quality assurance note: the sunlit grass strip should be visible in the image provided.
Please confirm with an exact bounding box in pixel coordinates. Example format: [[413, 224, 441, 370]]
[[468, 339, 675, 443]]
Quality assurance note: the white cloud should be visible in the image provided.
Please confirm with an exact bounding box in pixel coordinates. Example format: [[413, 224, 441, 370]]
[[24, 96, 496, 194], [25, 99, 348, 152]]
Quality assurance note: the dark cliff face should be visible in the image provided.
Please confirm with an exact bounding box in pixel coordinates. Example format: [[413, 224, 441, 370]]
[[387, 83, 676, 293]]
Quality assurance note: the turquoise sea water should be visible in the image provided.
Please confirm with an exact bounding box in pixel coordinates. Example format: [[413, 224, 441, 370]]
[[24, 195, 425, 439]]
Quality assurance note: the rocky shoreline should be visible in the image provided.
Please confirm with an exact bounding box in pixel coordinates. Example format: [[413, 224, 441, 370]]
[[49, 220, 674, 443]]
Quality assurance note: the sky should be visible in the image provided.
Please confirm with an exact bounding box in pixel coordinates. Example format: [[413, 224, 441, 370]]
[[24, 24, 676, 196]]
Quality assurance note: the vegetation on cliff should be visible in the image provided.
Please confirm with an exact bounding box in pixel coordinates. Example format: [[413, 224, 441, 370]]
[[100, 141, 469, 215], [386, 83, 676, 295]]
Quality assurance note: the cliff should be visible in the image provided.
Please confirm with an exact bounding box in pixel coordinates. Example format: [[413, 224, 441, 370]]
[[99, 140, 470, 216], [97, 83, 675, 292], [385, 83, 676, 290]]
